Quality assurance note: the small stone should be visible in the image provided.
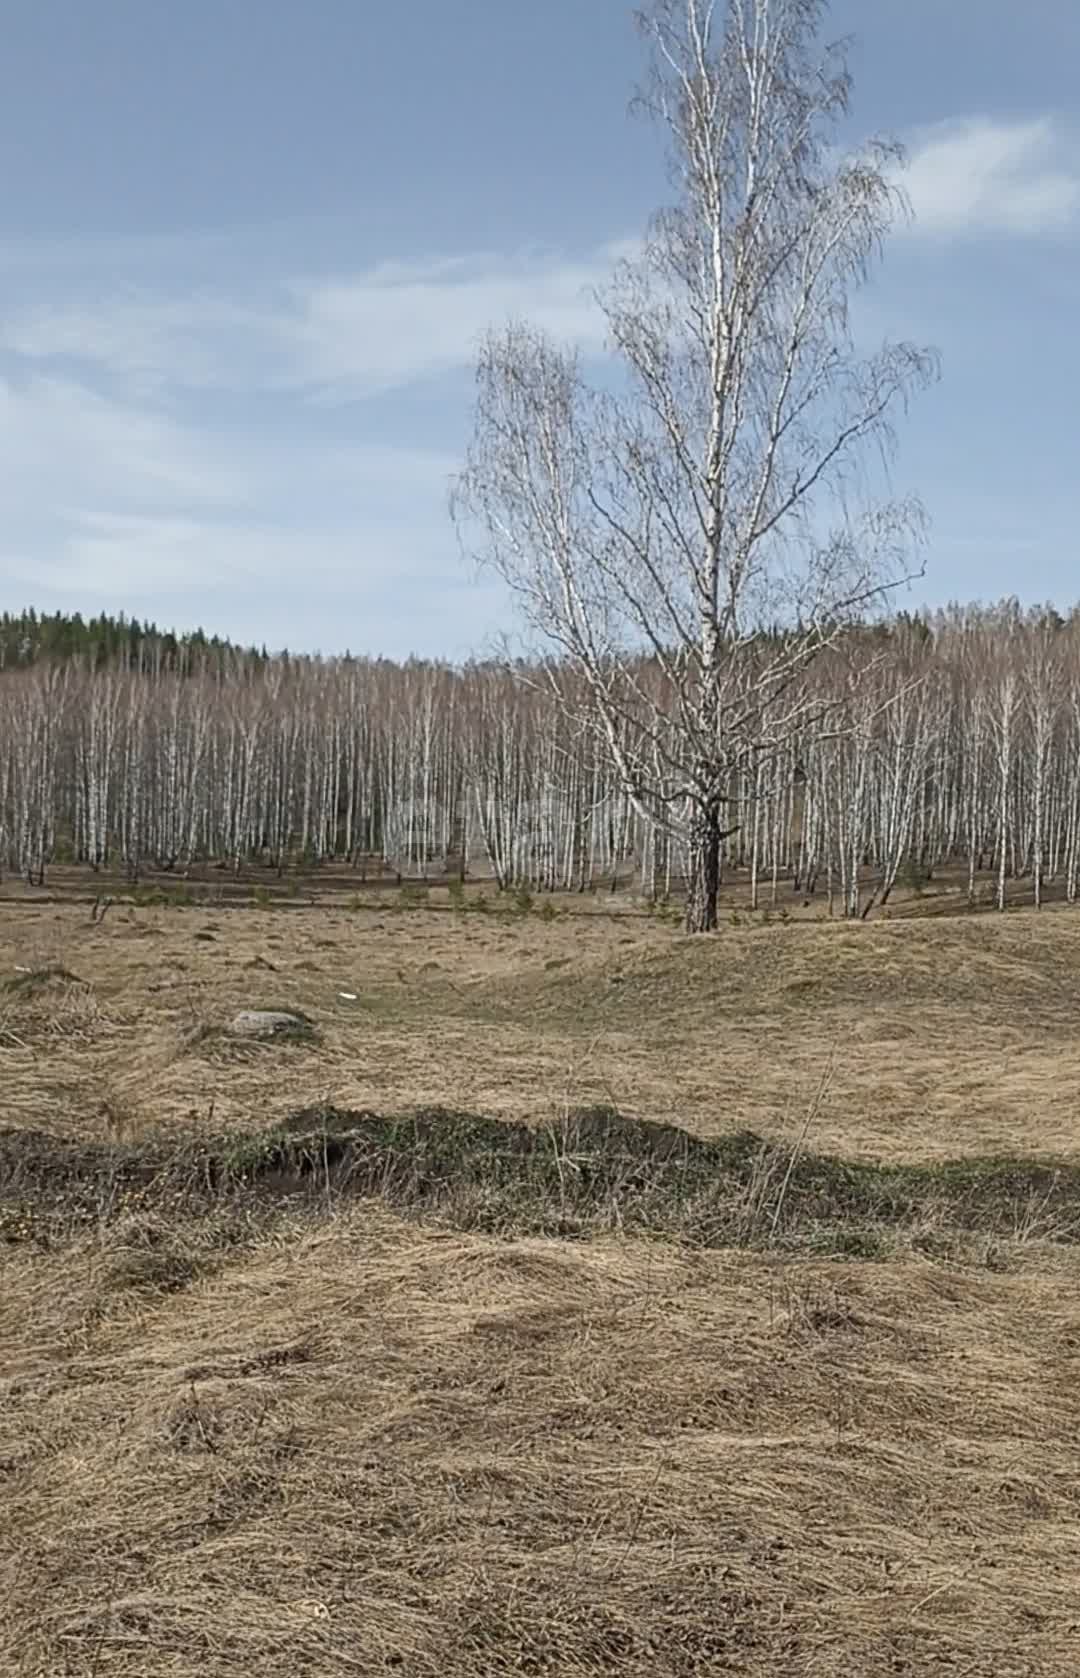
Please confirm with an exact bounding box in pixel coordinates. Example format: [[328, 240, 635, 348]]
[[226, 1009, 314, 1041]]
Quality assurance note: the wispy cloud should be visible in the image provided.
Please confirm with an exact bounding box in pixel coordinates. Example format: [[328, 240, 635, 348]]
[[0, 246, 616, 402], [0, 240, 621, 648], [0, 369, 471, 647], [288, 249, 612, 400], [901, 116, 1080, 238], [0, 373, 247, 510], [0, 296, 280, 396]]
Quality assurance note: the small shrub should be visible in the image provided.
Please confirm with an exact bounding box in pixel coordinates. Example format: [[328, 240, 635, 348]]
[[814, 1225, 893, 1262], [447, 878, 467, 912], [649, 895, 680, 926], [253, 886, 273, 911], [131, 881, 195, 909], [537, 899, 558, 923], [398, 882, 429, 911], [471, 892, 489, 914], [513, 883, 535, 916], [899, 857, 929, 896]]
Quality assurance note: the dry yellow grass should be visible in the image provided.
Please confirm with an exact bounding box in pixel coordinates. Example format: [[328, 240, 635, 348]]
[[5, 900, 1080, 1673], [1, 900, 1080, 1159], [3, 1205, 1080, 1675]]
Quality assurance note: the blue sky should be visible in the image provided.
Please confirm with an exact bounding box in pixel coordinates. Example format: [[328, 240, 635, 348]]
[[0, 0, 1077, 657]]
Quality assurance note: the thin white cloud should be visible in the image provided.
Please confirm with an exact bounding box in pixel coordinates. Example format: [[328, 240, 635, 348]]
[[289, 250, 609, 400], [0, 372, 466, 641], [6, 503, 507, 656], [0, 246, 617, 401], [902, 116, 1080, 238], [31, 510, 450, 598], [0, 295, 280, 394], [0, 236, 599, 648], [0, 373, 247, 508]]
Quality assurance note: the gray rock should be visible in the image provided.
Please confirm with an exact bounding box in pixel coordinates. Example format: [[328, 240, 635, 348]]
[[226, 1008, 314, 1041]]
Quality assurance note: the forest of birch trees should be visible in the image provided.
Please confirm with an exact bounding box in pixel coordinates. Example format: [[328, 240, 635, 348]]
[[1, 599, 1078, 916]]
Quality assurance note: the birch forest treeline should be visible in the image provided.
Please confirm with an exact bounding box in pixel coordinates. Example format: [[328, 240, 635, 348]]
[[2, 599, 1079, 915]]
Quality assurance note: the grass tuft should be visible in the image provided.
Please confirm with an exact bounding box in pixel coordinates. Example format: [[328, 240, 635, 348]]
[[2, 963, 84, 995]]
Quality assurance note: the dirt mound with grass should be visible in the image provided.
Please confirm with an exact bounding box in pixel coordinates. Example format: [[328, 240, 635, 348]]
[[5, 1105, 1080, 1258]]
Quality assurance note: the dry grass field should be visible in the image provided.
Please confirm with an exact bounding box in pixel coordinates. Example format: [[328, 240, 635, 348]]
[[4, 896, 1080, 1674], [1, 893, 1080, 1159]]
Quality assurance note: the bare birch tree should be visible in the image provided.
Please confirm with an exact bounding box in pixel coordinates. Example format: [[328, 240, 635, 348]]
[[452, 0, 935, 929]]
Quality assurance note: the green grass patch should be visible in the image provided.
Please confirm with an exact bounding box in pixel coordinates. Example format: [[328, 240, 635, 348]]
[[4, 1106, 1080, 1257]]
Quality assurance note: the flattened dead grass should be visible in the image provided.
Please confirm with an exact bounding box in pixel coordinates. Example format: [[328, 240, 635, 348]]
[[3, 1207, 1080, 1676]]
